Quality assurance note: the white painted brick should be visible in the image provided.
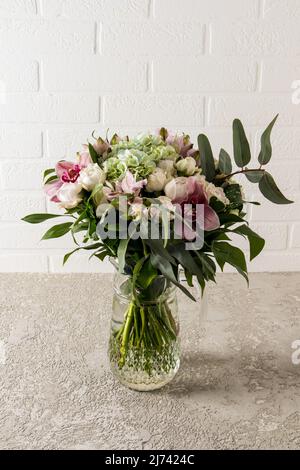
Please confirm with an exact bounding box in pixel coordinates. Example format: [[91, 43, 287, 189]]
[[248, 252, 300, 272], [157, 0, 259, 21], [251, 193, 300, 222], [45, 126, 98, 160], [0, 20, 95, 57], [261, 59, 300, 92], [104, 95, 204, 127], [264, 0, 300, 20], [42, 0, 149, 20], [0, 191, 46, 221], [154, 58, 257, 92], [251, 223, 288, 250], [208, 96, 300, 127], [211, 20, 300, 56], [0, 94, 99, 123], [102, 23, 204, 57], [0, 0, 37, 17], [0, 160, 53, 190], [254, 127, 300, 159], [49, 254, 113, 273], [291, 224, 300, 248], [0, 126, 42, 158], [0, 60, 38, 92], [0, 254, 48, 272], [43, 57, 148, 92], [0, 222, 74, 250], [265, 162, 300, 192]]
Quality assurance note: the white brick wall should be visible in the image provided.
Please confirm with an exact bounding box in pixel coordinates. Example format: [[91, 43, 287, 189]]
[[0, 0, 299, 273]]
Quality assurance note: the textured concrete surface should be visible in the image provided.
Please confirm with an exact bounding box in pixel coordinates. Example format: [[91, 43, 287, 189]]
[[0, 272, 300, 450]]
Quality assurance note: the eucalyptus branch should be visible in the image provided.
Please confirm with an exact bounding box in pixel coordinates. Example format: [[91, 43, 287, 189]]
[[217, 167, 265, 181]]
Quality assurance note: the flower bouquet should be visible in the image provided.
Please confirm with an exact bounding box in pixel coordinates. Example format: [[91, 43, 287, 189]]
[[23, 115, 293, 390]]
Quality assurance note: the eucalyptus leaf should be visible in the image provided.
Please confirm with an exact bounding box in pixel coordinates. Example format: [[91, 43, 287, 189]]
[[41, 222, 73, 240], [259, 172, 293, 205], [233, 119, 251, 168], [219, 149, 232, 174], [245, 170, 265, 183], [197, 134, 216, 182], [22, 213, 64, 224], [258, 114, 278, 165]]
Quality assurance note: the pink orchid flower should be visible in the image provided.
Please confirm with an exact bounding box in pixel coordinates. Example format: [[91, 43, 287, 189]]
[[44, 151, 91, 202], [172, 176, 220, 240]]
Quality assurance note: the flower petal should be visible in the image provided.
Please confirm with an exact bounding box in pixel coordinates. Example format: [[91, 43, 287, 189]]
[[204, 206, 220, 231]]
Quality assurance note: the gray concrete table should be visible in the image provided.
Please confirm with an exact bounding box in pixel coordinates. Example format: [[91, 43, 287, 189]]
[[0, 273, 299, 450]]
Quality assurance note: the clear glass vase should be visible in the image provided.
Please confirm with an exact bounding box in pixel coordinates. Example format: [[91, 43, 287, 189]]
[[108, 265, 180, 391]]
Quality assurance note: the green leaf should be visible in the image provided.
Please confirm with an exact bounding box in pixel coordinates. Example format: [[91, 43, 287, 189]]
[[150, 253, 196, 301], [168, 244, 205, 286], [88, 143, 99, 163], [219, 149, 232, 174], [44, 175, 59, 185], [259, 172, 293, 205], [43, 168, 55, 180], [258, 114, 279, 165], [233, 119, 251, 168], [117, 239, 130, 274], [224, 183, 243, 209], [22, 213, 64, 224], [197, 134, 216, 182], [245, 170, 265, 183], [63, 248, 80, 265], [41, 222, 73, 240], [233, 224, 265, 261], [144, 238, 176, 266], [212, 241, 247, 273], [137, 257, 158, 290]]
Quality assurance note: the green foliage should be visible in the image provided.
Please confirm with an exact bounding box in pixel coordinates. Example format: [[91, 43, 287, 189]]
[[22, 213, 64, 224], [258, 114, 279, 165], [88, 143, 99, 163], [219, 149, 232, 174], [232, 224, 265, 261], [259, 172, 293, 205], [197, 134, 216, 182], [233, 119, 251, 168], [41, 222, 73, 240]]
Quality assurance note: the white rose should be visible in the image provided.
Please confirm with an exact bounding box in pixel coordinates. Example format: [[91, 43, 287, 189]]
[[164, 177, 188, 202], [57, 183, 83, 209], [146, 168, 167, 192], [78, 163, 106, 191], [205, 183, 230, 206], [158, 159, 176, 182], [176, 157, 197, 176]]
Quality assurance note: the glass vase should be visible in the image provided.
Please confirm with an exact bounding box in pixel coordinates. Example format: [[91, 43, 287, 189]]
[[108, 265, 180, 391]]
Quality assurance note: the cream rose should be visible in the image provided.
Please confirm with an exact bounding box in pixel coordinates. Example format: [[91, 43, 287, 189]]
[[164, 177, 188, 202], [158, 159, 176, 182], [146, 168, 167, 192], [176, 157, 197, 176], [78, 163, 106, 191], [57, 183, 83, 209]]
